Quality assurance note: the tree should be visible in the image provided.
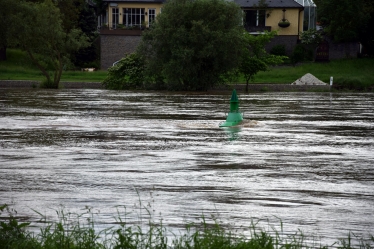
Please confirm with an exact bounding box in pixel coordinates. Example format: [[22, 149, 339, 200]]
[[56, 0, 85, 33], [0, 0, 21, 61], [138, 0, 245, 91], [14, 0, 89, 88], [314, 0, 374, 56], [72, 2, 99, 68], [239, 31, 286, 92]]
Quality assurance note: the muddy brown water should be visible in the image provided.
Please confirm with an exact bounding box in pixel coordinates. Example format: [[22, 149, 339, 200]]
[[0, 89, 373, 246]]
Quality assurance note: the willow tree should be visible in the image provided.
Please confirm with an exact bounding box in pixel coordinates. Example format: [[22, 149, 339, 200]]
[[139, 0, 245, 91], [14, 0, 89, 88]]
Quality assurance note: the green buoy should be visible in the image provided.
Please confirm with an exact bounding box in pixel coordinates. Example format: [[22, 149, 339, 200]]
[[219, 89, 243, 127]]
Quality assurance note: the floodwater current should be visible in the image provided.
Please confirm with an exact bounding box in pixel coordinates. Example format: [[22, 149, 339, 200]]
[[0, 89, 373, 246]]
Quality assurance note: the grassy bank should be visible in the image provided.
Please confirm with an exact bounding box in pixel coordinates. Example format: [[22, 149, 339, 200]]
[[0, 49, 107, 82], [1, 49, 373, 88], [251, 59, 374, 86], [1, 204, 373, 249]]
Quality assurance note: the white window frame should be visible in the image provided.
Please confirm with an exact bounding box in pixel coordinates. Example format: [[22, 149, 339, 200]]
[[112, 7, 119, 28], [148, 8, 156, 26], [123, 8, 145, 27]]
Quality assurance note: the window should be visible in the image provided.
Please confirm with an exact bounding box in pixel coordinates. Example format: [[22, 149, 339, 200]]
[[112, 8, 119, 28], [123, 8, 145, 27], [148, 8, 156, 26], [244, 10, 265, 27]]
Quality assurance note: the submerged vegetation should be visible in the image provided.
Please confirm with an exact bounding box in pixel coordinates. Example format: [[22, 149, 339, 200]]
[[1, 203, 373, 249]]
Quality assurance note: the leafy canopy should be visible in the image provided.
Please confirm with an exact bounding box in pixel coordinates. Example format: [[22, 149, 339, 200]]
[[138, 0, 245, 91], [314, 0, 374, 55], [239, 31, 287, 92], [103, 53, 145, 90], [13, 0, 89, 88], [0, 0, 20, 60]]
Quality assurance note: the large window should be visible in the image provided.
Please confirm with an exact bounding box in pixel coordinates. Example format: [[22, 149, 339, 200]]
[[244, 10, 266, 27], [148, 8, 156, 26], [123, 8, 145, 27], [294, 0, 317, 31], [112, 8, 119, 28]]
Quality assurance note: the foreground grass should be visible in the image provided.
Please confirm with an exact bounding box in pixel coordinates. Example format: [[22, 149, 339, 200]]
[[1, 49, 374, 87], [1, 204, 373, 249]]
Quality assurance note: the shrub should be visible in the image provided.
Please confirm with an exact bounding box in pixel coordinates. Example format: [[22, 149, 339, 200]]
[[40, 78, 56, 88], [270, 44, 287, 56], [102, 53, 145, 90], [290, 44, 305, 66], [332, 77, 369, 91]]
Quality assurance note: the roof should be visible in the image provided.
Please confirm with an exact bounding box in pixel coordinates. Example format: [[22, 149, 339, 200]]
[[102, 0, 302, 8], [103, 0, 165, 3], [234, 0, 303, 8]]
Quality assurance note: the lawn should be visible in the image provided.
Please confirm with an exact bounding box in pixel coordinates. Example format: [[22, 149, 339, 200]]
[[1, 49, 373, 86], [0, 49, 107, 82]]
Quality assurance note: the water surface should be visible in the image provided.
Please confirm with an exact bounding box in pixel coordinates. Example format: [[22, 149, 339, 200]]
[[0, 89, 373, 246]]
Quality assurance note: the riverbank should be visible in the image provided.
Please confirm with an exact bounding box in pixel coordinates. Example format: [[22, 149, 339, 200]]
[[0, 80, 331, 92], [1, 204, 373, 249]]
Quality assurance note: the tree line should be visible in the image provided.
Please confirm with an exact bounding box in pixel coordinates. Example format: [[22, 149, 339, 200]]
[[103, 0, 374, 92], [103, 0, 286, 92], [1, 0, 373, 91]]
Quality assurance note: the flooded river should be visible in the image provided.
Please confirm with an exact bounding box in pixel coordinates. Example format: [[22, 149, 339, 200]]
[[0, 89, 373, 246]]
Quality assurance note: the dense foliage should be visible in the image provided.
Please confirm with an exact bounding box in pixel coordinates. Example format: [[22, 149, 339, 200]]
[[103, 53, 146, 90], [314, 0, 374, 56], [0, 0, 98, 87], [138, 0, 245, 91], [73, 3, 100, 68], [239, 31, 287, 92], [12, 0, 89, 88], [0, 0, 18, 61]]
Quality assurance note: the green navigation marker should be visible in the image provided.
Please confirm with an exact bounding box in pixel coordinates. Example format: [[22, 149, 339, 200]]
[[219, 89, 243, 127]]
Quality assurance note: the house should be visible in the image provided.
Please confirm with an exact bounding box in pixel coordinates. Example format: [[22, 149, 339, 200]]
[[100, 0, 305, 69], [102, 0, 165, 29], [99, 0, 165, 69], [234, 0, 304, 55]]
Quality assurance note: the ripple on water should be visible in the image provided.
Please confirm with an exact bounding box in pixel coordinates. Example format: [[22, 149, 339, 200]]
[[0, 90, 373, 246]]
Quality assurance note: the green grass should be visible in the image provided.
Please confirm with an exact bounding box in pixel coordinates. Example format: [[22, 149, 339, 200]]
[[0, 49, 107, 82], [1, 203, 373, 249], [1, 49, 374, 88], [249, 59, 374, 86]]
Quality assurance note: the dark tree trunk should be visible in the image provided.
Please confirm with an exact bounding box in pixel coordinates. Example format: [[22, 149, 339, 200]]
[[0, 46, 7, 61]]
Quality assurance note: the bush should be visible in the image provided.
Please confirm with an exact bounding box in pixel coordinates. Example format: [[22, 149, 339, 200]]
[[102, 53, 145, 90], [290, 44, 314, 65], [40, 78, 56, 88], [290, 44, 305, 66], [332, 77, 370, 91], [270, 44, 286, 56]]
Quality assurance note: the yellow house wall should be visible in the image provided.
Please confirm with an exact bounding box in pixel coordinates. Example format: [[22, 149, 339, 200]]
[[107, 3, 163, 27], [266, 8, 303, 36]]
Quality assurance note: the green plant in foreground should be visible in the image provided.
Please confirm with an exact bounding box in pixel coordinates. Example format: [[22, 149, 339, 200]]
[[0, 204, 39, 249], [2, 202, 374, 249]]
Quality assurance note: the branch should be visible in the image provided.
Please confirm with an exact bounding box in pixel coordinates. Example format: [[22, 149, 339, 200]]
[[24, 46, 51, 83]]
